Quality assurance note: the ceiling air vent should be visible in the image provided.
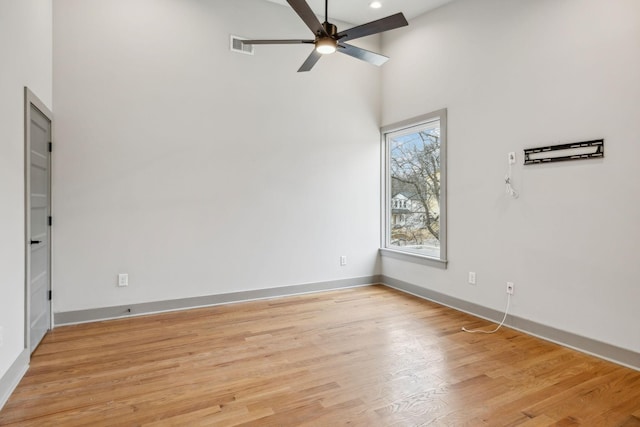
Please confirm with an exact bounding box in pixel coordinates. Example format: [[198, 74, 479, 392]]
[[230, 35, 254, 55]]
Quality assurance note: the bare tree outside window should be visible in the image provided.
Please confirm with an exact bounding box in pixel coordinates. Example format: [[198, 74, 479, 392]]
[[383, 110, 446, 262]]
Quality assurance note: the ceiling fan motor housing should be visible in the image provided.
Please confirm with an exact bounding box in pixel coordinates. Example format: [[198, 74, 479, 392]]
[[321, 22, 338, 37]]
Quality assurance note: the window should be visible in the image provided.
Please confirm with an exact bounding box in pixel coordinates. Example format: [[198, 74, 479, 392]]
[[381, 109, 447, 266]]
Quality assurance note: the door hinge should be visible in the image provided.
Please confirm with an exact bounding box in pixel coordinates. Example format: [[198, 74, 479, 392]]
[[48, 142, 52, 152], [48, 290, 52, 301], [48, 216, 52, 226]]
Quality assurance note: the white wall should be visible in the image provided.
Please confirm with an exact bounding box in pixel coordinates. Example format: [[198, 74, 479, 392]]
[[52, 0, 382, 312], [381, 0, 640, 353], [0, 0, 52, 378]]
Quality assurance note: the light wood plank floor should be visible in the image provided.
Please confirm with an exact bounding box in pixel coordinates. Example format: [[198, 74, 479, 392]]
[[1, 285, 639, 426]]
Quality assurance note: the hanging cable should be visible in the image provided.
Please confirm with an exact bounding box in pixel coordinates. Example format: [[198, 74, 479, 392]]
[[462, 293, 511, 334], [505, 152, 519, 199]]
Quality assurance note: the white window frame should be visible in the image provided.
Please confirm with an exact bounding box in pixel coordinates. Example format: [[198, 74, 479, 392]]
[[380, 109, 448, 268]]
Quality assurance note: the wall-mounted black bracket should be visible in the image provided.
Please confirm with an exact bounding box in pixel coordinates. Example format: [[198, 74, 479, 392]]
[[524, 139, 604, 165]]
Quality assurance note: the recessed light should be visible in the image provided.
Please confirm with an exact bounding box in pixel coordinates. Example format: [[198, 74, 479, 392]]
[[369, 1, 382, 9]]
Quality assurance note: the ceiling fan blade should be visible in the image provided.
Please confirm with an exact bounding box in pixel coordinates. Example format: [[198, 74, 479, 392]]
[[298, 49, 322, 72], [242, 39, 314, 45], [337, 12, 408, 42], [338, 43, 389, 67], [287, 0, 327, 36]]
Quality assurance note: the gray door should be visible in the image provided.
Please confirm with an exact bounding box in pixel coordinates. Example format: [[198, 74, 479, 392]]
[[27, 94, 52, 353]]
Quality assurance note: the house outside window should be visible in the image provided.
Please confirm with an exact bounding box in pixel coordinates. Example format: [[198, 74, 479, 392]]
[[381, 109, 447, 266]]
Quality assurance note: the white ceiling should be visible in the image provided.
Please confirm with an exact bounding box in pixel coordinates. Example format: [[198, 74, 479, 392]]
[[264, 0, 455, 25]]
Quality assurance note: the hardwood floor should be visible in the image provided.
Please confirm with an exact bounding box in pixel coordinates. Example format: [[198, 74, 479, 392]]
[[1, 285, 639, 426]]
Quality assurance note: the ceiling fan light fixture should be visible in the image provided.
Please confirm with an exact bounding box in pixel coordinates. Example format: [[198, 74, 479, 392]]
[[316, 37, 337, 55]]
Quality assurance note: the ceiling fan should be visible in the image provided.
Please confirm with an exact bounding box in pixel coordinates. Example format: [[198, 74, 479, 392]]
[[241, 0, 409, 72]]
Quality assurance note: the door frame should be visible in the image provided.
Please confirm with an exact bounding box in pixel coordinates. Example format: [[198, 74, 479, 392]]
[[24, 87, 53, 352]]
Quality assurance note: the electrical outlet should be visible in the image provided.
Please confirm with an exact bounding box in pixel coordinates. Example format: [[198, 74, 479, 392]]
[[506, 282, 514, 295], [508, 152, 516, 164], [118, 273, 129, 287], [468, 272, 476, 285], [340, 256, 347, 266]]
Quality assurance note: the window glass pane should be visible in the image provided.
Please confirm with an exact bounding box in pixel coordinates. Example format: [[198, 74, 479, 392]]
[[387, 119, 441, 258]]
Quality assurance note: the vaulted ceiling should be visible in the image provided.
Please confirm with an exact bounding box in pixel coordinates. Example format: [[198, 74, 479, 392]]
[[264, 0, 455, 25]]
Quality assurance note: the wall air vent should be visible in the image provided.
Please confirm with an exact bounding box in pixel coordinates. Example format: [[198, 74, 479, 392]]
[[230, 35, 254, 55]]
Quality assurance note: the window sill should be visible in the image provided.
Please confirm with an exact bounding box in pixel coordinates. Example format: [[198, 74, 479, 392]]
[[379, 248, 448, 269]]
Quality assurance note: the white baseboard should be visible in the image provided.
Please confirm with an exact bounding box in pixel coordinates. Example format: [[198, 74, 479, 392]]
[[55, 275, 383, 326], [0, 349, 29, 411]]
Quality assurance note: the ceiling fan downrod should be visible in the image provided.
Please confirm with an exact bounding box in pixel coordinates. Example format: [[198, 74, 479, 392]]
[[324, 0, 328, 23]]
